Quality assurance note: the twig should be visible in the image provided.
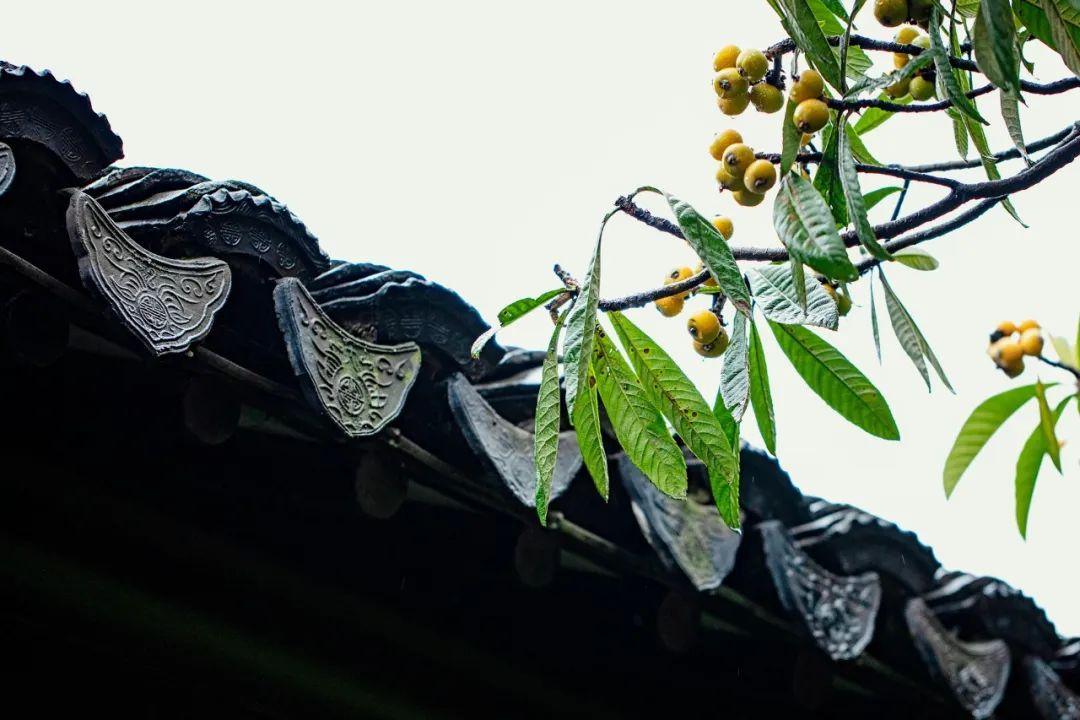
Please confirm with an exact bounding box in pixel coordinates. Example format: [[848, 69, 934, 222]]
[[1038, 355, 1080, 380], [825, 77, 1078, 114], [765, 34, 974, 68], [752, 153, 959, 187]]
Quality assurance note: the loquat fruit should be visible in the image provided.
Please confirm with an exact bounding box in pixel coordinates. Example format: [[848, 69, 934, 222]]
[[908, 0, 933, 22], [874, 0, 909, 27], [895, 26, 920, 44], [714, 68, 749, 98], [723, 143, 756, 177], [885, 77, 911, 98], [718, 93, 751, 115], [836, 292, 852, 316], [912, 35, 931, 52], [999, 341, 1024, 365], [694, 329, 730, 358], [1003, 358, 1025, 378], [744, 159, 777, 193], [749, 82, 785, 113], [709, 129, 744, 161], [713, 45, 741, 72], [1020, 328, 1044, 356], [737, 49, 770, 83], [711, 216, 734, 240], [789, 70, 825, 103], [996, 320, 1018, 336], [909, 75, 935, 101], [794, 98, 830, 133], [687, 309, 723, 344], [655, 295, 685, 317], [716, 164, 747, 192], [894, 52, 910, 69], [695, 262, 719, 287], [1018, 319, 1040, 332], [733, 189, 766, 207]]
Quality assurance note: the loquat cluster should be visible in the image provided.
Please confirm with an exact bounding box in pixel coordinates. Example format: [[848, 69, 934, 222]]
[[873, 0, 934, 29], [654, 217, 733, 359], [789, 69, 830, 135], [987, 319, 1043, 378], [709, 130, 777, 207], [713, 46, 784, 116], [884, 26, 935, 100]]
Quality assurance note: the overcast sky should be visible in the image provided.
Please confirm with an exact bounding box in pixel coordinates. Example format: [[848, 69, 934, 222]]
[[9, 1, 1078, 634]]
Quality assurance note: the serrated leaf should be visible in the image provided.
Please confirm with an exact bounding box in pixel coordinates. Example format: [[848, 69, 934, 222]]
[[1000, 90, 1031, 165], [869, 271, 882, 362], [768, 321, 900, 439], [1016, 396, 1073, 537], [781, 99, 802, 178], [1039, 0, 1080, 74], [564, 214, 611, 415], [853, 95, 911, 135], [774, 174, 858, 282], [814, 124, 849, 228], [720, 310, 751, 422], [892, 248, 940, 270], [863, 186, 903, 212], [839, 121, 892, 260], [973, 0, 1022, 94], [663, 192, 752, 315], [1035, 380, 1063, 471], [780, 0, 845, 90], [534, 313, 566, 525], [571, 359, 609, 499], [930, 21, 989, 124], [748, 317, 777, 455], [879, 271, 953, 392], [790, 257, 809, 311], [943, 383, 1049, 496], [472, 287, 567, 358], [609, 311, 740, 528], [1050, 335, 1077, 367], [593, 329, 687, 498], [748, 263, 839, 329]]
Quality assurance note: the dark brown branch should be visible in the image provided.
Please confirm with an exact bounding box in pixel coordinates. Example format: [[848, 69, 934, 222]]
[[596, 126, 1080, 311], [752, 151, 960, 188], [826, 77, 1079, 113], [765, 35, 975, 69], [905, 125, 1076, 172], [1037, 355, 1080, 380]]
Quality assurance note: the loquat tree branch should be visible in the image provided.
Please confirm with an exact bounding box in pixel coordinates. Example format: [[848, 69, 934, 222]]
[[595, 125, 1080, 311], [764, 34, 975, 69], [825, 77, 1079, 114]]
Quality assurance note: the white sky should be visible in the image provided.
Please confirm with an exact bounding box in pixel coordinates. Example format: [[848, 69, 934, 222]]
[[8, 1, 1078, 633]]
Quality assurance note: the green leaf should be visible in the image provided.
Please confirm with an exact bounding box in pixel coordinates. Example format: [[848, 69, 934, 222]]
[[973, 0, 1022, 94], [564, 212, 611, 415], [748, 317, 777, 455], [471, 288, 566, 358], [838, 121, 892, 260], [946, 108, 971, 159], [1016, 395, 1074, 537], [892, 248, 940, 270], [1014, 0, 1080, 67], [814, 124, 849, 228], [879, 271, 953, 392], [929, 23, 989, 124], [720, 310, 751, 422], [1035, 380, 1063, 471], [774, 174, 858, 282], [869, 271, 882, 362], [853, 95, 911, 135], [781, 99, 803, 178], [1038, 0, 1080, 74], [943, 383, 1048, 496], [863, 186, 903, 212], [780, 0, 845, 90], [768, 321, 900, 439], [790, 258, 809, 312], [534, 313, 566, 525], [609, 312, 740, 528], [747, 263, 839, 329], [843, 121, 880, 164], [958, 0, 983, 16], [999, 90, 1031, 165], [593, 329, 687, 498], [663, 192, 752, 316], [806, 0, 874, 80], [571, 359, 609, 499]]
